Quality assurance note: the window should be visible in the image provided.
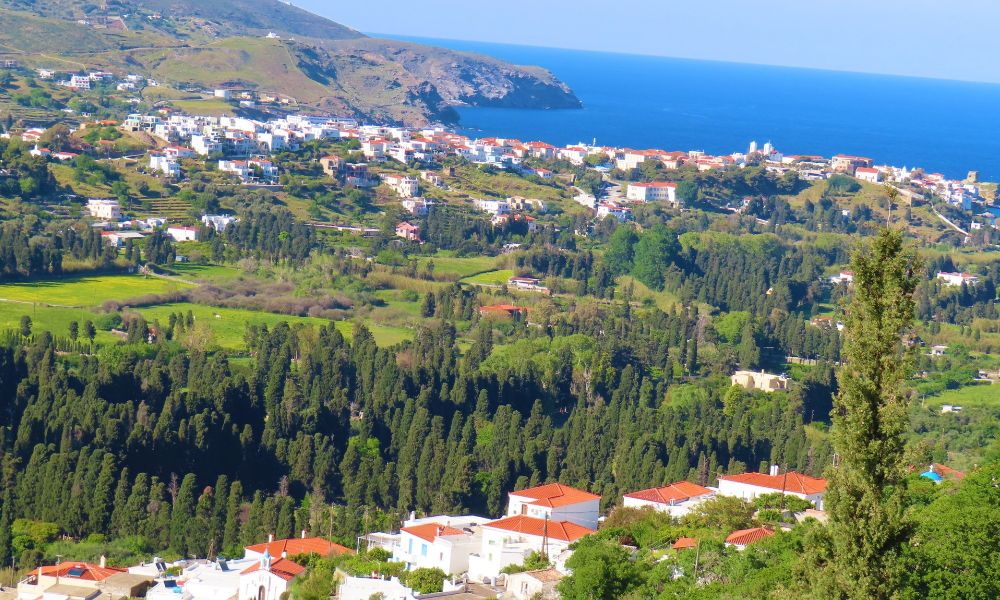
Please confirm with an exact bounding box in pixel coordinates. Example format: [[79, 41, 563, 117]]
[[257, 585, 266, 600], [421, 543, 428, 557], [408, 538, 413, 553]]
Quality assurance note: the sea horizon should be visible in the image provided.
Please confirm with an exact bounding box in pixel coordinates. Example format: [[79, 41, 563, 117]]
[[383, 34, 1000, 182]]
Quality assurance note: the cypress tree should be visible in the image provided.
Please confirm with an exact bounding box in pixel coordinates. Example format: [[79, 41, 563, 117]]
[[819, 229, 920, 599], [222, 481, 243, 556], [170, 474, 198, 554]]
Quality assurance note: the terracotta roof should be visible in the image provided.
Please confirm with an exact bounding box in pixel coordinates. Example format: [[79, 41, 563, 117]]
[[718, 472, 827, 495], [624, 481, 714, 505], [240, 557, 306, 581], [511, 483, 601, 508], [485, 515, 593, 542], [244, 536, 353, 558], [37, 563, 125, 582], [672, 537, 698, 550], [401, 523, 468, 543], [479, 304, 527, 314], [725, 527, 774, 547], [523, 568, 563, 583]]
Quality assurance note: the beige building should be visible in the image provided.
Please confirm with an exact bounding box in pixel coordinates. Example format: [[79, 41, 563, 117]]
[[506, 568, 563, 599], [731, 370, 788, 392]]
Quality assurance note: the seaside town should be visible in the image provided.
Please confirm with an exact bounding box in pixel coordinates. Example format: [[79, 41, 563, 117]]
[[0, 101, 982, 600], [1, 1, 999, 599], [5, 103, 993, 263]]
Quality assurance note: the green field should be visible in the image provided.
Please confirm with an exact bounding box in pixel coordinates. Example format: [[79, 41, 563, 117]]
[[416, 253, 499, 279], [461, 269, 514, 286], [163, 263, 244, 282], [137, 303, 412, 349], [0, 275, 192, 307], [0, 302, 117, 344], [922, 383, 1000, 409]]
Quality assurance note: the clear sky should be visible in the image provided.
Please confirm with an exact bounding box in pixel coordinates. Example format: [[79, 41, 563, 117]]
[[295, 0, 999, 83]]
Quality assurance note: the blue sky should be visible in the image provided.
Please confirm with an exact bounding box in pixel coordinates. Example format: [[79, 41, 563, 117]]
[[296, 0, 999, 83]]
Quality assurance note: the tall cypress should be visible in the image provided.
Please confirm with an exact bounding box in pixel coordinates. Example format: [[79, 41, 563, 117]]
[[819, 229, 920, 599]]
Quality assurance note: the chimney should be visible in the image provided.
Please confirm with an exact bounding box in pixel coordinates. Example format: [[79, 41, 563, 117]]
[[769, 464, 780, 477], [99, 555, 106, 569], [268, 533, 274, 543], [301, 529, 307, 539]]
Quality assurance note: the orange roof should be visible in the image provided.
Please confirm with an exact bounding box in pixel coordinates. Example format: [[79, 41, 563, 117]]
[[240, 557, 306, 581], [672, 537, 698, 550], [511, 483, 601, 508], [484, 515, 593, 542], [718, 472, 827, 495], [244, 536, 353, 558], [725, 527, 774, 546], [624, 481, 714, 505], [401, 523, 467, 543], [479, 304, 527, 314], [37, 563, 125, 582]]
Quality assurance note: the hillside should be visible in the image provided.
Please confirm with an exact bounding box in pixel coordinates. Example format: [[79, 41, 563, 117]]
[[0, 0, 580, 124]]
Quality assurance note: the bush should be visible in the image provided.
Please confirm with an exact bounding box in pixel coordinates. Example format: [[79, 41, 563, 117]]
[[400, 567, 446, 594]]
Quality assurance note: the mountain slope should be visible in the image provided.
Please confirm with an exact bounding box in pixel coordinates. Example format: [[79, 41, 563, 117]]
[[0, 0, 580, 124]]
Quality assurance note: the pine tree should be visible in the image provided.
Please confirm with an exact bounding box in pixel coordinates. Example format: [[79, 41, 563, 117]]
[[819, 229, 920, 599]]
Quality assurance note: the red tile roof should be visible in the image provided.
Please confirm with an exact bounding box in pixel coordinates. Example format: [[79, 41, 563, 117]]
[[240, 557, 306, 581], [725, 527, 774, 547], [485, 515, 593, 542], [244, 537, 353, 558], [672, 537, 698, 550], [624, 481, 714, 505], [37, 563, 125, 582], [401, 523, 467, 543], [479, 304, 527, 315], [718, 472, 827, 495], [511, 483, 601, 508]]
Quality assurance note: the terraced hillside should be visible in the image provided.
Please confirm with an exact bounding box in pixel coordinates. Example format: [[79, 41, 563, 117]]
[[0, 0, 580, 125]]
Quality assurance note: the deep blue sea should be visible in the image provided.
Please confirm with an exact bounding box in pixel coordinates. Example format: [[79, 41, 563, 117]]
[[387, 36, 1000, 181]]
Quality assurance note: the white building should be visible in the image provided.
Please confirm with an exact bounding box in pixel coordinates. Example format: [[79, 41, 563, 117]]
[[596, 203, 631, 222], [201, 214, 238, 232], [87, 198, 121, 220], [506, 568, 563, 600], [505, 483, 602, 530], [716, 468, 827, 510], [401, 198, 430, 216], [854, 167, 882, 183], [394, 519, 486, 575], [626, 181, 678, 205], [829, 271, 854, 285], [238, 552, 303, 600], [166, 226, 198, 242], [937, 271, 979, 287], [468, 515, 592, 583], [622, 481, 715, 517], [473, 198, 510, 215], [384, 174, 420, 198], [731, 370, 789, 393], [149, 154, 181, 177]]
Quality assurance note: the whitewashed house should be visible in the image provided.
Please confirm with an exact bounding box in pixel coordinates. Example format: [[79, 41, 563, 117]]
[[622, 481, 715, 517], [716, 468, 827, 510]]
